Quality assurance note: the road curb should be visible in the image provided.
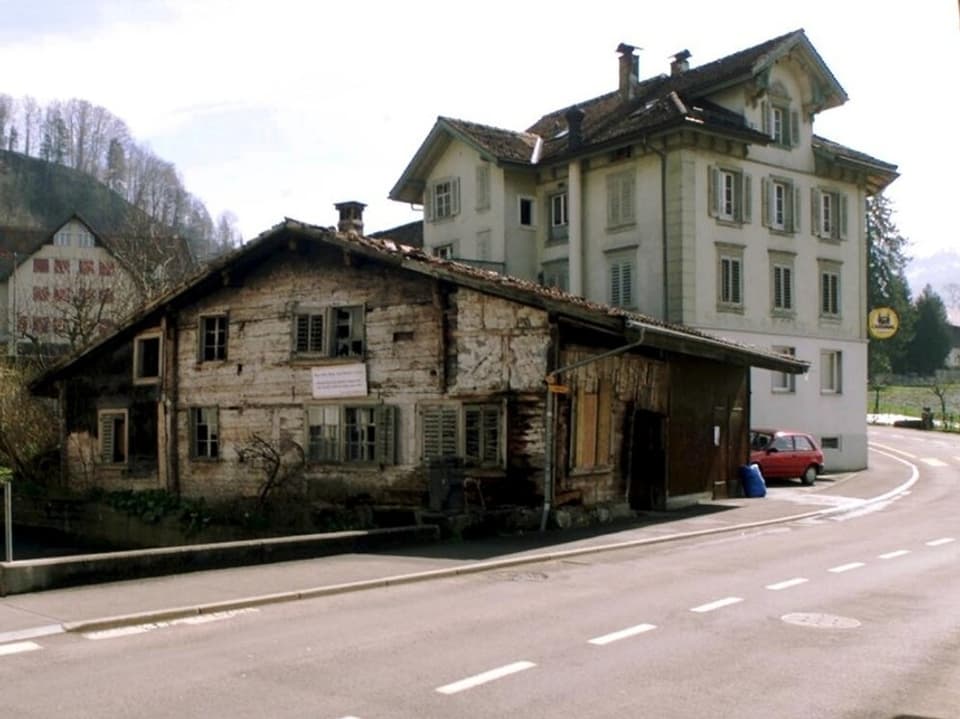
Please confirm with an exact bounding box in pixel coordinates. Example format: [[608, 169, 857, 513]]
[[57, 448, 921, 636]]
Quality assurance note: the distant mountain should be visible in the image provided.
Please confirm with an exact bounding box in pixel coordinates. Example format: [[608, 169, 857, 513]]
[[907, 250, 960, 324], [0, 149, 156, 235]]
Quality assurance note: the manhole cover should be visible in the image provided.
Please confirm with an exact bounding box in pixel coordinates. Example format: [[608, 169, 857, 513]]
[[781, 612, 860, 629], [491, 570, 549, 583]]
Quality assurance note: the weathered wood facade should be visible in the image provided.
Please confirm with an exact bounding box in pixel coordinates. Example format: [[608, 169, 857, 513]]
[[35, 220, 806, 516]]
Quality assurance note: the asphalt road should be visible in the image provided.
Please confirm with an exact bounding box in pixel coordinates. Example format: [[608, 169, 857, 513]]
[[2, 426, 958, 718]]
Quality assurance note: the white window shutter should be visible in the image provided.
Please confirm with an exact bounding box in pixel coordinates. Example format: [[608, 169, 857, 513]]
[[451, 177, 461, 216], [622, 175, 636, 224], [100, 415, 115, 463], [621, 262, 633, 307], [810, 188, 821, 237], [761, 101, 770, 137], [424, 185, 434, 222], [790, 110, 800, 146], [376, 405, 396, 465], [760, 178, 770, 227], [839, 194, 848, 240], [732, 260, 741, 304], [707, 167, 719, 218], [607, 176, 620, 226], [784, 267, 793, 309]]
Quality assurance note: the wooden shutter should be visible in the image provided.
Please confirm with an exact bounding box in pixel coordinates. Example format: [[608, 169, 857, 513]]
[[621, 174, 636, 224], [784, 267, 793, 309], [620, 261, 633, 307], [810, 188, 821, 237], [839, 193, 848, 240], [731, 259, 741, 304], [574, 385, 599, 468], [760, 178, 770, 227], [376, 405, 397, 465], [792, 186, 802, 233], [707, 166, 719, 217], [741, 174, 752, 223], [790, 110, 800, 146], [596, 380, 613, 466], [100, 414, 115, 463], [422, 406, 458, 459], [475, 165, 490, 210], [761, 101, 770, 136], [607, 175, 621, 226], [451, 177, 461, 216]]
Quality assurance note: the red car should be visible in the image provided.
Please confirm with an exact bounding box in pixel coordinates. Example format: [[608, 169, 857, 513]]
[[749, 429, 824, 486]]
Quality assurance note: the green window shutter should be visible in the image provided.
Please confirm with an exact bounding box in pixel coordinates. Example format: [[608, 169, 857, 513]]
[[790, 110, 800, 146], [621, 175, 636, 224], [761, 101, 770, 136], [621, 261, 633, 307], [792, 186, 802, 233], [475, 165, 490, 210], [783, 267, 793, 309], [482, 408, 500, 465], [707, 166, 719, 218], [376, 405, 397, 465], [606, 175, 621, 225], [839, 193, 848, 240], [760, 178, 770, 228], [741, 174, 752, 223], [732, 259, 741, 304], [451, 177, 461, 216], [773, 266, 782, 308], [422, 406, 458, 459]]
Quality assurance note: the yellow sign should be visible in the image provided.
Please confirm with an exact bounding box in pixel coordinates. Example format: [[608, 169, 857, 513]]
[[868, 307, 900, 339]]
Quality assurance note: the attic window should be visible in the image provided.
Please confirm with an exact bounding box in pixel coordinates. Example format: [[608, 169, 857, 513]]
[[134, 331, 162, 383]]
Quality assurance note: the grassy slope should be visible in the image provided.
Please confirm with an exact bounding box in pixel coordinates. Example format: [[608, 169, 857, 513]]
[[867, 383, 960, 419]]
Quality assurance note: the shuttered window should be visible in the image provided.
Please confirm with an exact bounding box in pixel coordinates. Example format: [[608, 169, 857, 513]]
[[820, 270, 841, 317], [773, 264, 793, 311], [719, 255, 742, 306], [306, 405, 396, 464], [426, 176, 460, 221], [293, 306, 364, 358], [572, 379, 613, 470], [609, 258, 634, 308], [606, 171, 636, 228], [708, 167, 751, 223], [464, 405, 500, 466], [811, 188, 848, 240], [475, 165, 490, 211], [421, 403, 503, 468], [762, 177, 800, 233], [98, 410, 127, 464]]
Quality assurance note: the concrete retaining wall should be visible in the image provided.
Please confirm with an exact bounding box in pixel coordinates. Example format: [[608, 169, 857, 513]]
[[0, 524, 439, 596]]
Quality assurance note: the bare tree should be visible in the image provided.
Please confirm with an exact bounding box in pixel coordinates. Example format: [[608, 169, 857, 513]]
[[0, 365, 58, 481], [237, 433, 306, 509]]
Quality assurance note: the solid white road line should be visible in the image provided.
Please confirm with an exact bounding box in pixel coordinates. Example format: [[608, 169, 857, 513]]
[[588, 623, 657, 646], [829, 562, 866, 573], [766, 578, 809, 591], [920, 458, 948, 467], [0, 640, 41, 657], [436, 661, 536, 695], [85, 625, 153, 640], [926, 537, 956, 547], [878, 550, 911, 559], [868, 442, 917, 459], [83, 608, 259, 640], [690, 597, 743, 613]]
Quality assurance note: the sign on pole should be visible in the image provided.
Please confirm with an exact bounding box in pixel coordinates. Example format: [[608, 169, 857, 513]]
[[868, 307, 900, 340]]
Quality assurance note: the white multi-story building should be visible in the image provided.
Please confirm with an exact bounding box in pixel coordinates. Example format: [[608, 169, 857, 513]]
[[390, 30, 898, 471]]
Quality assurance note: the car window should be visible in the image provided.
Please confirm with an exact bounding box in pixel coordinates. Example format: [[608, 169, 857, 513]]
[[794, 435, 814, 451], [770, 436, 793, 451], [751, 432, 772, 450]]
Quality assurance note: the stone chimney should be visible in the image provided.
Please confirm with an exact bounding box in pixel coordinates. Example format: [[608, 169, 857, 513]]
[[565, 107, 585, 151], [335, 201, 366, 233], [616, 43, 640, 100], [670, 49, 691, 76]]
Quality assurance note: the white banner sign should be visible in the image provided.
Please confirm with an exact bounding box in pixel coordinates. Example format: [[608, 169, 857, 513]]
[[311, 363, 368, 399]]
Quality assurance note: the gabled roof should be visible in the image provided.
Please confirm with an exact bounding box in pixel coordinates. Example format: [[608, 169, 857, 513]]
[[390, 29, 866, 204], [32, 218, 807, 392]]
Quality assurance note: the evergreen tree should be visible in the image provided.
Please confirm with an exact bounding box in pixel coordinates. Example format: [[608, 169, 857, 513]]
[[867, 193, 915, 377], [907, 285, 952, 375]]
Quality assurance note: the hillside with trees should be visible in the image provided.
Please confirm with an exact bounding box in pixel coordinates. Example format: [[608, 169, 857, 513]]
[[0, 94, 241, 259]]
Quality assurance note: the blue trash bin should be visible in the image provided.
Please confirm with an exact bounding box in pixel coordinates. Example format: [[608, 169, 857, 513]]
[[739, 463, 767, 498]]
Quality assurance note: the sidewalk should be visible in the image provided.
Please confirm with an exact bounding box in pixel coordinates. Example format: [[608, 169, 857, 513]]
[[0, 465, 909, 641]]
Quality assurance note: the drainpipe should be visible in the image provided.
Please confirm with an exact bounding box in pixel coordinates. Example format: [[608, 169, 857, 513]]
[[642, 138, 669, 322], [540, 330, 646, 531]]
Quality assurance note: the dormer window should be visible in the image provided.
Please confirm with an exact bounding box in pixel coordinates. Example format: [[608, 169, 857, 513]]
[[762, 87, 799, 148]]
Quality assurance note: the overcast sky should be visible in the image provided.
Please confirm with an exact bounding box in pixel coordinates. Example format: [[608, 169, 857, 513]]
[[1, 0, 957, 265]]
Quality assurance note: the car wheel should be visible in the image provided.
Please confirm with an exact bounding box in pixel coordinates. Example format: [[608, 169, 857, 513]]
[[801, 465, 817, 486]]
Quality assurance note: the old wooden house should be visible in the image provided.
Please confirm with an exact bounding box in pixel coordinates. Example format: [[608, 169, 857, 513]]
[[32, 209, 806, 521]]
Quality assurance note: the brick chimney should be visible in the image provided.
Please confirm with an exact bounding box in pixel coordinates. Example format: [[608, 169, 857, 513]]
[[565, 107, 585, 151], [617, 43, 640, 100], [335, 201, 366, 233], [670, 49, 691, 76]]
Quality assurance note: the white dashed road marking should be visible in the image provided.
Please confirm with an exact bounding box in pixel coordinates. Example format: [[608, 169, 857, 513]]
[[766, 578, 809, 591], [878, 550, 911, 559], [926, 537, 956, 547], [436, 661, 536, 695], [920, 458, 948, 467], [588, 623, 657, 646], [690, 597, 743, 613], [0, 641, 41, 657], [828, 562, 866, 573]]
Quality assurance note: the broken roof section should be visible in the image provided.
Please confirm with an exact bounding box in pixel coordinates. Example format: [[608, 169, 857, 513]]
[[32, 219, 807, 393], [391, 29, 897, 203]]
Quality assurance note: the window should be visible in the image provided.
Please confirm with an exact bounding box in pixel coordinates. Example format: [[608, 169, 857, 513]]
[[763, 177, 799, 233], [54, 259, 70, 274], [190, 407, 219, 459], [98, 409, 128, 464], [433, 244, 455, 260], [79, 259, 95, 274], [425, 177, 460, 221], [76, 231, 94, 248], [571, 379, 613, 471], [33, 258, 49, 273], [708, 167, 751, 223], [819, 266, 841, 318], [762, 98, 798, 147], [820, 436, 840, 450], [519, 197, 535, 227], [99, 261, 114, 276], [134, 332, 162, 382], [608, 256, 634, 308], [475, 164, 490, 211], [32, 316, 50, 334], [549, 193, 568, 242], [200, 315, 228, 362], [541, 260, 569, 292], [54, 287, 71, 301], [811, 188, 848, 240], [820, 350, 842, 394], [33, 286, 50, 302], [476, 230, 491, 261], [293, 306, 365, 358], [306, 404, 396, 464], [606, 171, 636, 228], [771, 259, 794, 313], [421, 403, 502, 468], [54, 232, 70, 247], [717, 245, 744, 308], [771, 345, 796, 393]]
